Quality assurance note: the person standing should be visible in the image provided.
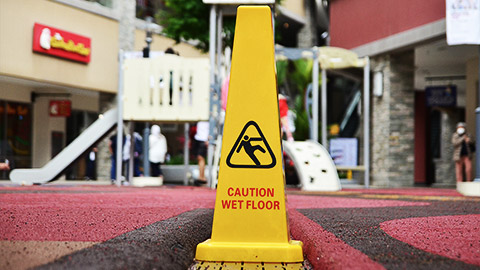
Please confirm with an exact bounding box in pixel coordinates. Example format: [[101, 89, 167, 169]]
[[193, 121, 209, 185], [279, 94, 294, 142], [149, 125, 167, 179], [0, 160, 9, 171], [109, 133, 125, 183], [452, 122, 474, 182], [124, 132, 143, 177], [85, 147, 97, 180]]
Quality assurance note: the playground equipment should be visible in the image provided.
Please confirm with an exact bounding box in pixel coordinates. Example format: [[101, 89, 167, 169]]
[[276, 46, 370, 187], [122, 55, 210, 122], [117, 53, 210, 185], [10, 108, 118, 185], [283, 140, 341, 191], [10, 53, 210, 185]]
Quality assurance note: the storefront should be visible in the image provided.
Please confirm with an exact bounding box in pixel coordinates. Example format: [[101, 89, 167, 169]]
[[0, 101, 32, 179], [329, 0, 479, 187], [0, 0, 208, 181], [0, 0, 118, 180]]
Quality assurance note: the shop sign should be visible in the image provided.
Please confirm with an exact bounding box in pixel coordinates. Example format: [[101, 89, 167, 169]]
[[425, 85, 457, 107], [446, 0, 480, 45], [33, 23, 91, 63], [330, 138, 358, 166], [49, 100, 71, 117]]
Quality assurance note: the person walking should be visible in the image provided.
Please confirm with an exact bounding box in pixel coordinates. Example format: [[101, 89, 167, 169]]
[[279, 94, 294, 141], [109, 133, 125, 183], [0, 160, 9, 171], [452, 122, 474, 182], [149, 125, 167, 180], [193, 121, 209, 185], [85, 147, 97, 180], [124, 132, 143, 178]]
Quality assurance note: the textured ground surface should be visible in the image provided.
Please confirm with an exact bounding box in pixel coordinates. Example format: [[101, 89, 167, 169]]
[[0, 185, 479, 269]]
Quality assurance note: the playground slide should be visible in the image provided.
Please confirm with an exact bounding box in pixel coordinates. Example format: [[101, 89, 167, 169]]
[[283, 140, 341, 191], [10, 108, 118, 185]]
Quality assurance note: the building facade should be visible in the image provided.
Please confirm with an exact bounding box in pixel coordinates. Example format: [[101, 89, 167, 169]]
[[330, 0, 479, 186], [0, 0, 205, 181]]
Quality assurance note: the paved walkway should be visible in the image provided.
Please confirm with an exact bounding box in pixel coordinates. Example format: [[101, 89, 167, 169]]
[[0, 184, 479, 269]]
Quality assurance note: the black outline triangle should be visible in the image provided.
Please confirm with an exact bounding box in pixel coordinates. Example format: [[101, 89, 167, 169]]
[[226, 121, 276, 168]]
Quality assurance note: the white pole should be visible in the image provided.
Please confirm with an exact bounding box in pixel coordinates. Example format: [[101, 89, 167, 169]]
[[184, 123, 190, 186], [312, 49, 319, 142], [363, 57, 370, 188], [216, 8, 223, 80], [209, 5, 217, 86], [207, 5, 217, 187], [128, 122, 134, 182], [116, 50, 124, 186], [321, 68, 327, 146]]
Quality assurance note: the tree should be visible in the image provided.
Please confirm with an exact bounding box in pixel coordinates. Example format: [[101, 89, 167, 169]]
[[157, 0, 282, 52], [157, 0, 235, 52]]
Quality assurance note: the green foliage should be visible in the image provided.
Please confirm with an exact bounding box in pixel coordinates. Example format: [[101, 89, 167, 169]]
[[157, 0, 282, 52], [166, 154, 198, 165], [277, 59, 321, 141], [157, 0, 236, 52], [291, 59, 313, 90], [293, 94, 310, 141], [165, 154, 184, 165], [276, 60, 288, 86], [291, 59, 312, 141], [157, 0, 209, 51]]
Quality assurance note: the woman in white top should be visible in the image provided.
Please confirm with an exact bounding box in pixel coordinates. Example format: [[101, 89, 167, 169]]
[[193, 121, 209, 184], [149, 125, 167, 177]]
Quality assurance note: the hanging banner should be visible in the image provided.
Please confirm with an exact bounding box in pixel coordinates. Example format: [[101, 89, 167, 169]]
[[446, 0, 480, 45]]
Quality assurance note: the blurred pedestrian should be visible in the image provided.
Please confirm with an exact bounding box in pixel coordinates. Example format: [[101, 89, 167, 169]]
[[124, 132, 143, 177], [149, 125, 167, 179], [0, 160, 9, 171], [109, 133, 125, 183], [221, 74, 230, 112], [133, 132, 143, 177], [279, 94, 294, 142], [85, 147, 97, 180], [452, 122, 475, 182], [193, 121, 209, 185], [0, 143, 13, 172]]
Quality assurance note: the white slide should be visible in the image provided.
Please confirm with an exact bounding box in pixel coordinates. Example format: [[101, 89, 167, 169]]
[[10, 108, 118, 185], [283, 140, 341, 191]]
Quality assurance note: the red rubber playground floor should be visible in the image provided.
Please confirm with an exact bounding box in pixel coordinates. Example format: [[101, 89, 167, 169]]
[[0, 184, 479, 269]]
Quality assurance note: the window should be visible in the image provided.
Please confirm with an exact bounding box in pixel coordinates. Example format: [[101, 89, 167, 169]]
[[136, 0, 164, 20], [0, 101, 32, 179]]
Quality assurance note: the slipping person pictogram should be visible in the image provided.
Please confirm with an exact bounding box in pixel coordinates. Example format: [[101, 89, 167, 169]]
[[226, 121, 276, 168], [237, 135, 266, 165]]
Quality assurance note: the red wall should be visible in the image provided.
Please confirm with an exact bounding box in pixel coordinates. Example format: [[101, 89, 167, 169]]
[[330, 0, 446, 49], [414, 92, 427, 184]]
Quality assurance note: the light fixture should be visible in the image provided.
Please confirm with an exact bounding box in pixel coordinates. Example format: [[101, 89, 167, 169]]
[[373, 71, 383, 97]]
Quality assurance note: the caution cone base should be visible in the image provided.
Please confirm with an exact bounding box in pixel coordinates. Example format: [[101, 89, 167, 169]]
[[196, 239, 303, 262], [190, 260, 311, 270]]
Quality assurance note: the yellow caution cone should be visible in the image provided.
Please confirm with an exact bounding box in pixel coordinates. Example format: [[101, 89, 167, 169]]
[[195, 6, 303, 263]]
